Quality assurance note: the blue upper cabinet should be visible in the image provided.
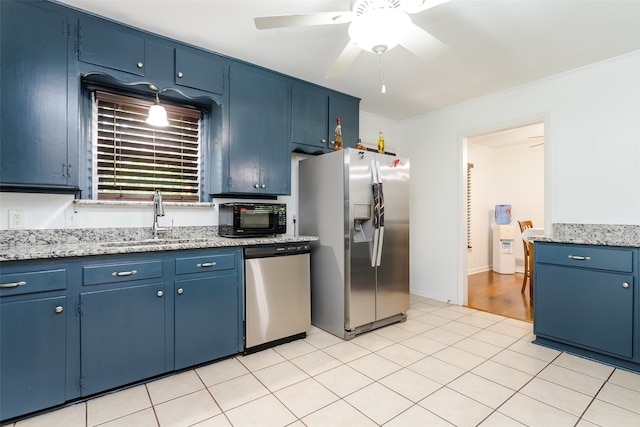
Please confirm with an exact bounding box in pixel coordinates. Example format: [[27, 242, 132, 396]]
[[290, 82, 360, 154], [175, 48, 225, 94], [78, 19, 145, 76], [291, 84, 330, 153], [225, 64, 290, 195], [0, 0, 74, 190]]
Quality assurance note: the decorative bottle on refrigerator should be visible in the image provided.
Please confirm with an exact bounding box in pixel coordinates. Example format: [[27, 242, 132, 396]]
[[333, 118, 343, 151], [377, 131, 385, 154]]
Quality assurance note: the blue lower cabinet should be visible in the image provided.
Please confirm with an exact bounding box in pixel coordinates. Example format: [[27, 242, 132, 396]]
[[535, 264, 634, 358], [0, 248, 243, 421], [0, 296, 67, 420], [79, 283, 167, 396], [174, 273, 240, 369], [534, 242, 638, 367]]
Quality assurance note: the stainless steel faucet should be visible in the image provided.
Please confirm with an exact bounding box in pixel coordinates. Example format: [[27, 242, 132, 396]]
[[152, 189, 166, 239]]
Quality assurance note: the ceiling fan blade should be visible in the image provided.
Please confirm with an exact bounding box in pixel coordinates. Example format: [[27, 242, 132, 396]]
[[399, 23, 449, 63], [324, 41, 361, 79], [254, 11, 354, 30]]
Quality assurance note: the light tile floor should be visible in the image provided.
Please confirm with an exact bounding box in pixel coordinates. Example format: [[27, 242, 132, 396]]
[[8, 295, 640, 427]]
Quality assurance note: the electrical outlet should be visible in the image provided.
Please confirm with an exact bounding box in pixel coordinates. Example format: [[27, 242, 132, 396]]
[[9, 209, 25, 230]]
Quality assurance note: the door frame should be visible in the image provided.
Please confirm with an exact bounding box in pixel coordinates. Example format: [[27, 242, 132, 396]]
[[458, 114, 551, 305]]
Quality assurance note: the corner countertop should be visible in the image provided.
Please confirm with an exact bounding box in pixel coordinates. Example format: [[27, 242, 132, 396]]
[[532, 223, 640, 248], [0, 227, 318, 262]]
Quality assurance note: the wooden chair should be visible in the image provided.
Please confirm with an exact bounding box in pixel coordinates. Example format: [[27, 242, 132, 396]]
[[518, 220, 534, 298]]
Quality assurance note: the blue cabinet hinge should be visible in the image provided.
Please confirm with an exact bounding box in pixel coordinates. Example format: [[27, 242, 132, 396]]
[[76, 301, 83, 316], [76, 375, 85, 390], [61, 164, 72, 178]]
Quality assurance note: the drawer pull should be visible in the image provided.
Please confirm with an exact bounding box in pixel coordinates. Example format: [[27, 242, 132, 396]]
[[0, 281, 26, 288], [55, 306, 64, 314], [157, 290, 164, 297], [197, 262, 216, 268], [177, 288, 184, 295], [111, 270, 138, 277], [567, 255, 591, 261], [622, 282, 630, 289]]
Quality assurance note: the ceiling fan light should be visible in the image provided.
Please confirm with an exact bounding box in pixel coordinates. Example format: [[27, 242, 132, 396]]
[[147, 103, 169, 127], [348, 8, 411, 53]]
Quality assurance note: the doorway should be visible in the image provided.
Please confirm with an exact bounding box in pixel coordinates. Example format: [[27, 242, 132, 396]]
[[464, 122, 545, 321]]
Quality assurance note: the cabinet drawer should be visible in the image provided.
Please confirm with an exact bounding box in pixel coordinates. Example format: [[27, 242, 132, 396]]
[[83, 260, 163, 286], [535, 243, 634, 273], [175, 253, 235, 275], [0, 268, 67, 297]]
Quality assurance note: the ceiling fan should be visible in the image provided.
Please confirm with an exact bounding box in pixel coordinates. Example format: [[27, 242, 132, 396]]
[[254, 0, 450, 80]]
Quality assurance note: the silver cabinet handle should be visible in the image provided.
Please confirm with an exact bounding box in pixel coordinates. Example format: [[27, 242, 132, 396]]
[[254, 184, 259, 188], [197, 262, 217, 268], [157, 290, 164, 297], [261, 184, 266, 189], [177, 71, 184, 78], [112, 270, 138, 277], [55, 306, 64, 314], [137, 62, 143, 69], [0, 281, 26, 288], [622, 282, 630, 289], [567, 255, 591, 261], [321, 139, 326, 143], [177, 288, 184, 295]]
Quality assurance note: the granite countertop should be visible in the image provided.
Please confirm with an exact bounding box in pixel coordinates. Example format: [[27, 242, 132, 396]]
[[532, 223, 640, 248], [0, 227, 318, 262]]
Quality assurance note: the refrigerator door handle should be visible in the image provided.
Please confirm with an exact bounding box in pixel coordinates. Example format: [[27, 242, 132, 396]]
[[370, 160, 380, 267], [376, 180, 385, 267]]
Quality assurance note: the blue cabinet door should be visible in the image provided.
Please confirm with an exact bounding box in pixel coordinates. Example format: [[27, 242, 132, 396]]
[[175, 48, 226, 94], [0, 0, 71, 188], [329, 94, 360, 149], [174, 273, 240, 369], [227, 65, 290, 195], [78, 19, 145, 76], [0, 296, 67, 421], [291, 84, 329, 152], [535, 254, 635, 359], [80, 283, 166, 396]]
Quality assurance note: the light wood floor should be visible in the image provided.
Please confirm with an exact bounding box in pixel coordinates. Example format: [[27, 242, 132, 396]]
[[467, 270, 533, 322]]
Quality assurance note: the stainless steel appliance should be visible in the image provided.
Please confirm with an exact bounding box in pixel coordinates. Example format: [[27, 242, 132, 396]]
[[244, 243, 311, 352], [299, 148, 410, 339], [219, 203, 286, 237]]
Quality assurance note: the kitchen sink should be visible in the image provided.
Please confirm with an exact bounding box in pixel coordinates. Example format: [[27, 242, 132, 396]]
[[101, 238, 213, 248]]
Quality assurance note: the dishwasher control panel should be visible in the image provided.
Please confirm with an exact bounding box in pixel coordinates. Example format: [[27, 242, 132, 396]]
[[244, 243, 310, 259]]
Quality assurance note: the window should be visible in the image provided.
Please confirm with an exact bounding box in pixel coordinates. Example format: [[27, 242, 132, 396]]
[[92, 90, 202, 202]]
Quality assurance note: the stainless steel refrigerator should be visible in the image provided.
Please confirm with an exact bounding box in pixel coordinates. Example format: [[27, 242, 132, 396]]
[[299, 148, 410, 339]]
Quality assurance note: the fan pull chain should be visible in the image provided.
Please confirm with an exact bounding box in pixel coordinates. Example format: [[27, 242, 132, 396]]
[[378, 52, 386, 94]]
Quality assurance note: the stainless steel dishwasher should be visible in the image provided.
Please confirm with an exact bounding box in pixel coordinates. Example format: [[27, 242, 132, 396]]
[[244, 242, 311, 353]]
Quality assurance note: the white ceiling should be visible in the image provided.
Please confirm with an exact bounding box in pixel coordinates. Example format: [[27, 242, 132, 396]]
[[468, 122, 544, 150], [59, 0, 640, 121]]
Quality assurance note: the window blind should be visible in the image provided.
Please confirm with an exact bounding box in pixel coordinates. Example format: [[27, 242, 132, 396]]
[[93, 91, 202, 202]]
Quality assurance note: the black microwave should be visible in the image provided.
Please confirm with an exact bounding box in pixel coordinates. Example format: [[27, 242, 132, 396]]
[[218, 203, 287, 237]]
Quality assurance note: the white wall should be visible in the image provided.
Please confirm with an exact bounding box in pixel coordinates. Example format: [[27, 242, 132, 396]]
[[466, 142, 544, 274], [402, 50, 640, 304]]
